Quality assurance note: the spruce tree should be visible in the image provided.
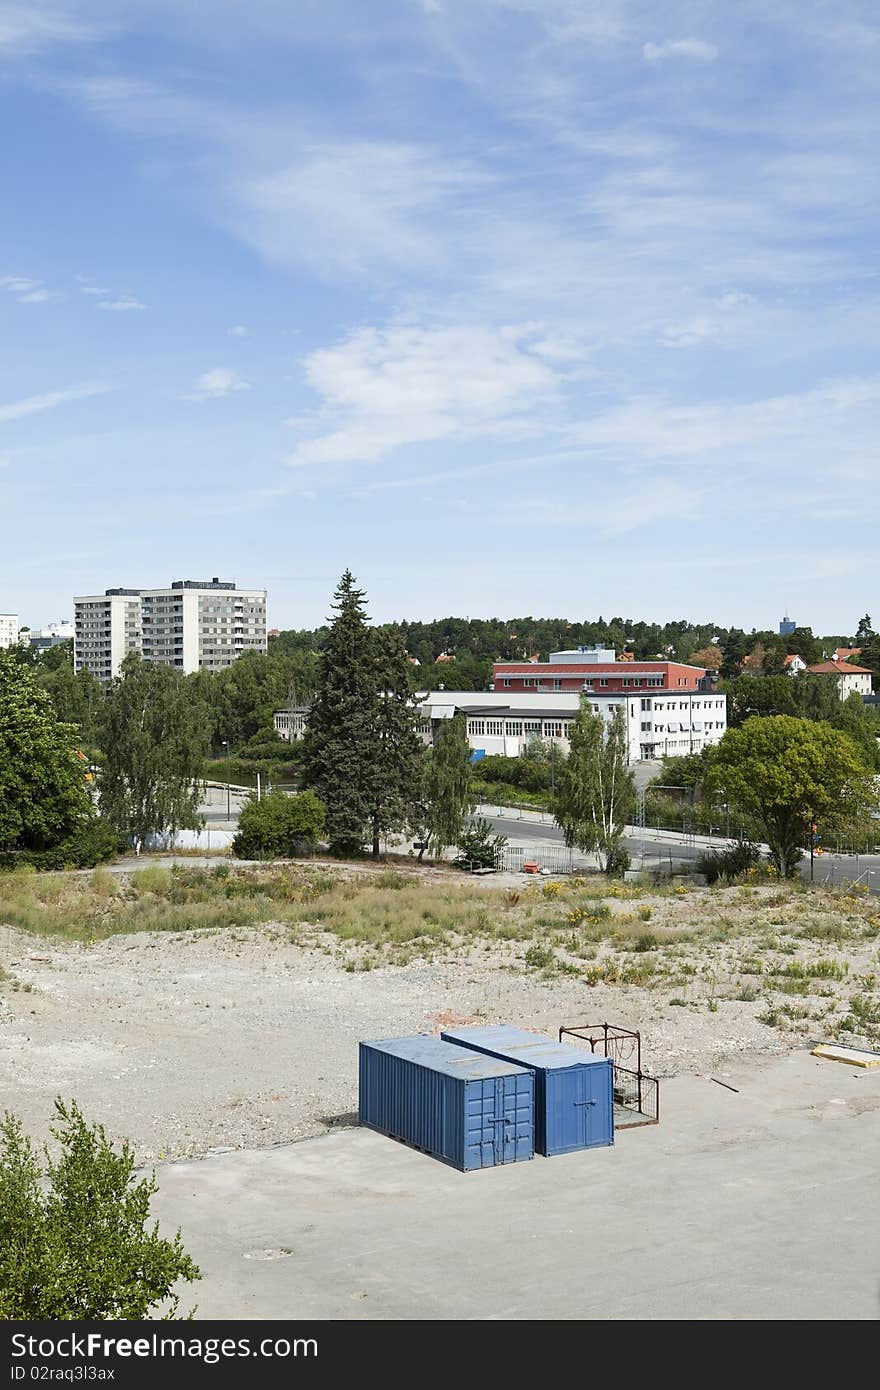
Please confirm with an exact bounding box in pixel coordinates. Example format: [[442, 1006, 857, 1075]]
[[368, 629, 425, 858], [554, 703, 636, 874], [302, 571, 378, 856], [421, 714, 474, 858]]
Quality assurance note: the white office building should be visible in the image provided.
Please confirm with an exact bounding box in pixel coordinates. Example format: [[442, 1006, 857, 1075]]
[[74, 578, 267, 680], [417, 689, 728, 764], [27, 620, 76, 652], [0, 613, 19, 650]]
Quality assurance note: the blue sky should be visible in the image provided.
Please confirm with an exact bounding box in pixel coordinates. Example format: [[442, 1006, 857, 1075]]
[[1, 0, 878, 634]]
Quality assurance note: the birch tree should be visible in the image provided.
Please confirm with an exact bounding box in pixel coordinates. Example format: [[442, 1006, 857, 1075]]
[[554, 703, 636, 874]]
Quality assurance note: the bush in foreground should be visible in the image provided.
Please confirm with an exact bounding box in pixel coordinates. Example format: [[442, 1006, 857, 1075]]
[[232, 790, 325, 859], [0, 1099, 200, 1320]]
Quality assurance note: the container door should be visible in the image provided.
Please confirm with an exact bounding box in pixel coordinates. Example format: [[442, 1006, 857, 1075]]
[[574, 1063, 611, 1148], [493, 1077, 512, 1164], [494, 1073, 533, 1163]]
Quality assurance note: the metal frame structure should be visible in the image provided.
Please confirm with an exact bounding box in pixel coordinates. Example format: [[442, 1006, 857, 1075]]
[[558, 1022, 659, 1127]]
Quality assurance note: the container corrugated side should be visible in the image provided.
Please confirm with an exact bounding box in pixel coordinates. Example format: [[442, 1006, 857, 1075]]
[[441, 1024, 613, 1157], [359, 1035, 534, 1171]]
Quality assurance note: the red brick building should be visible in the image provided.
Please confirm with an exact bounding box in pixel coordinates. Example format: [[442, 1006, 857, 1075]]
[[491, 648, 706, 695]]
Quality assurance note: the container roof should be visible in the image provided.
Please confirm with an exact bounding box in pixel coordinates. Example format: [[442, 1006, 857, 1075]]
[[362, 1034, 529, 1079], [443, 1024, 611, 1071]]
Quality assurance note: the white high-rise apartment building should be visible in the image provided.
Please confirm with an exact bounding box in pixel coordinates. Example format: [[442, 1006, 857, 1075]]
[[74, 578, 267, 681], [0, 613, 20, 649]]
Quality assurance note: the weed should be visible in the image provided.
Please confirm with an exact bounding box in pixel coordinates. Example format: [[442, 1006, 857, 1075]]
[[733, 982, 759, 1002], [772, 959, 848, 981], [523, 944, 554, 969]]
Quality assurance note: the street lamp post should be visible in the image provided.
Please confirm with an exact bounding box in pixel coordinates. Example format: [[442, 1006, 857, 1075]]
[[222, 740, 231, 820]]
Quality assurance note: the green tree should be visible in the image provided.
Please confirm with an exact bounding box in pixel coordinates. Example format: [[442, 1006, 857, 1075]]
[[99, 655, 211, 852], [722, 674, 794, 726], [787, 627, 822, 664], [232, 790, 325, 859], [706, 716, 876, 877], [719, 631, 748, 680], [855, 614, 874, 644], [302, 571, 378, 856], [0, 652, 93, 852], [421, 715, 474, 858], [856, 634, 880, 682], [0, 1099, 199, 1319], [368, 630, 425, 858], [37, 664, 103, 747], [554, 703, 636, 874]]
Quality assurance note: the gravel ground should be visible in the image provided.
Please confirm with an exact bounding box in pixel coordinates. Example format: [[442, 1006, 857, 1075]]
[[0, 915, 791, 1162]]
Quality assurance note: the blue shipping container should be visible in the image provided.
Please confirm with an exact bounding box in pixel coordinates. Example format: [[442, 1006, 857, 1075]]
[[441, 1024, 613, 1157], [359, 1035, 534, 1171]]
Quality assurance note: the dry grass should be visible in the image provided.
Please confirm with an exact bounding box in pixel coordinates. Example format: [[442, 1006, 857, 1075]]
[[2, 864, 880, 1046]]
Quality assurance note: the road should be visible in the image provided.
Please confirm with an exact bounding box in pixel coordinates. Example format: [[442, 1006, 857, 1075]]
[[483, 810, 880, 892]]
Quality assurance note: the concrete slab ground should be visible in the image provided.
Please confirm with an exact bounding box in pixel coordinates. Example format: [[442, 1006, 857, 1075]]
[[152, 1050, 880, 1320]]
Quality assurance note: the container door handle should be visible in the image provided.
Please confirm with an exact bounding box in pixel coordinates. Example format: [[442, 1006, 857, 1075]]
[[575, 1099, 596, 1107]]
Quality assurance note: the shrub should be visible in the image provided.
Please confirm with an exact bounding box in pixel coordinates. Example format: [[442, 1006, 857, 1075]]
[[696, 841, 762, 884], [0, 1099, 200, 1319], [524, 943, 554, 969], [454, 818, 508, 871], [232, 791, 325, 860], [605, 845, 630, 878], [0, 817, 120, 872]]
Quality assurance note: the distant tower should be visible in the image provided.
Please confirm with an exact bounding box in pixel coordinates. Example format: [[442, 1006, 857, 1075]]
[[779, 613, 796, 637]]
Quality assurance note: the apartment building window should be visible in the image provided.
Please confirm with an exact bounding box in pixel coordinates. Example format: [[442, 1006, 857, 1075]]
[[553, 678, 562, 691], [523, 678, 535, 687], [622, 678, 630, 687], [641, 722, 652, 732], [502, 679, 511, 687], [640, 698, 651, 711], [599, 677, 608, 687]]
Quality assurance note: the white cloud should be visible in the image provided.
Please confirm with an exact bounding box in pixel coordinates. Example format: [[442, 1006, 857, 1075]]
[[80, 285, 110, 295], [227, 324, 249, 337], [642, 38, 718, 64], [237, 140, 488, 276], [0, 381, 111, 425], [0, 274, 57, 303], [96, 297, 146, 312], [185, 368, 251, 401], [288, 321, 560, 466], [0, 4, 94, 53], [17, 288, 54, 303]]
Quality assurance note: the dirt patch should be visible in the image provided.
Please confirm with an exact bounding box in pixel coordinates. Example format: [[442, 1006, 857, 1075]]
[[1, 870, 878, 1161]]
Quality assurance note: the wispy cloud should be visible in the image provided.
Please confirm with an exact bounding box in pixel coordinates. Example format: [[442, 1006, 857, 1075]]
[[96, 296, 146, 312], [227, 324, 249, 337], [0, 381, 111, 425], [185, 368, 251, 402], [0, 274, 58, 304], [642, 38, 718, 64], [0, 4, 96, 54]]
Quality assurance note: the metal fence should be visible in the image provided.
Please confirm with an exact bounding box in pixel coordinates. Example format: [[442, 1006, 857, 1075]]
[[500, 844, 595, 875]]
